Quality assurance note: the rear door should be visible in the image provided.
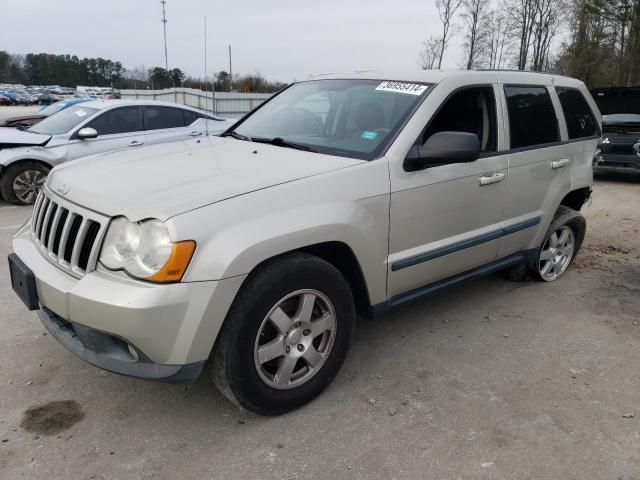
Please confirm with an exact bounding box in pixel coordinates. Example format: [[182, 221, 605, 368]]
[[497, 85, 572, 258], [143, 106, 203, 145], [66, 106, 145, 160]]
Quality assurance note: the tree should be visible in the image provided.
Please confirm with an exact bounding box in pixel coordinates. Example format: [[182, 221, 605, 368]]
[[435, 0, 463, 68], [418, 37, 442, 69], [484, 9, 514, 69], [460, 0, 491, 69]]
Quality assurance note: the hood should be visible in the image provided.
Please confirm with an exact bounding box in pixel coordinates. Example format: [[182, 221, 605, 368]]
[[0, 127, 51, 148], [47, 137, 364, 221], [0, 114, 45, 127]]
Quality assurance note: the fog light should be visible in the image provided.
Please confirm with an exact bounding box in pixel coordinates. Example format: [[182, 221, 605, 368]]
[[128, 344, 139, 362]]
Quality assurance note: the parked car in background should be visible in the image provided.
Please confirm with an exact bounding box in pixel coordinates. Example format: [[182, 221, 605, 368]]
[[0, 98, 91, 129], [0, 95, 12, 106], [592, 87, 640, 173], [0, 100, 234, 204], [8, 71, 598, 415]]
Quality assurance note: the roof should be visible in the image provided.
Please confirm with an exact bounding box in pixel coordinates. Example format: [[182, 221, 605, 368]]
[[306, 69, 585, 88], [77, 99, 205, 111]]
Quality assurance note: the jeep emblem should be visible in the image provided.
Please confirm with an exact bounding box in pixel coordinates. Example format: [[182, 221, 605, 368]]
[[56, 184, 70, 196]]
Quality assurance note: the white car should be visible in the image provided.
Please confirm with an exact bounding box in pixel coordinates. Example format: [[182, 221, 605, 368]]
[[0, 100, 234, 204]]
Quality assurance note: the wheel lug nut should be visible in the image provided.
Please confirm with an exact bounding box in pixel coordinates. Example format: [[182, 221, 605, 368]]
[[297, 344, 304, 352], [285, 346, 291, 354], [303, 329, 310, 336]]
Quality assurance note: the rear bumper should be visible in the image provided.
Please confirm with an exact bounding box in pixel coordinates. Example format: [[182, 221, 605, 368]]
[[38, 307, 205, 383]]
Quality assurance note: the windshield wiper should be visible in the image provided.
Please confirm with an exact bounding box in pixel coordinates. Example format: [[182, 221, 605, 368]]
[[252, 137, 316, 152], [222, 130, 253, 141]]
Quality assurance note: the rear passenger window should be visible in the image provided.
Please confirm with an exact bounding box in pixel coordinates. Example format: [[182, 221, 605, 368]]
[[556, 88, 599, 139], [505, 86, 559, 149], [183, 110, 199, 126], [144, 106, 186, 130]]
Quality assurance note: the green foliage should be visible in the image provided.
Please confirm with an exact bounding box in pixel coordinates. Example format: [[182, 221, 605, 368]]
[[0, 51, 125, 86]]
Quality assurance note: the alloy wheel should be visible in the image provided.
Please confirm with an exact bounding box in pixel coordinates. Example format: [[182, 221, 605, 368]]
[[13, 170, 47, 204], [254, 289, 337, 390], [538, 225, 575, 281]]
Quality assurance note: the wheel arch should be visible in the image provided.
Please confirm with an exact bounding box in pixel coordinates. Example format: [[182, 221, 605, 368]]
[[559, 186, 591, 212]]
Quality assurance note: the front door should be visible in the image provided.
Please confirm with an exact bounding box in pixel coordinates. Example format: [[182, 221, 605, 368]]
[[66, 106, 145, 160], [388, 85, 508, 299]]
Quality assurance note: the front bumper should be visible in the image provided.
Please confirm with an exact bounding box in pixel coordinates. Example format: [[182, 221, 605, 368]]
[[594, 151, 640, 173], [12, 228, 246, 381], [39, 307, 205, 383]]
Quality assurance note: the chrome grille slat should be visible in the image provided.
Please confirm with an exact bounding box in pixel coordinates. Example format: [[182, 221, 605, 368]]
[[46, 206, 63, 256], [39, 201, 55, 245], [34, 197, 49, 240], [30, 187, 109, 278], [69, 218, 88, 271]]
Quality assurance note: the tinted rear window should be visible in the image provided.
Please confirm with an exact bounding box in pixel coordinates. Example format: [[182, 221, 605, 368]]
[[556, 88, 599, 139], [505, 86, 559, 149], [144, 106, 186, 130]]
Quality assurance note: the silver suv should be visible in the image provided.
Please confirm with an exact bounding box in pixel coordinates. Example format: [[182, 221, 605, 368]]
[[8, 71, 600, 415]]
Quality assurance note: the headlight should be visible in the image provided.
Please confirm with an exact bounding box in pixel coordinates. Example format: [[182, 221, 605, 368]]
[[100, 217, 195, 283]]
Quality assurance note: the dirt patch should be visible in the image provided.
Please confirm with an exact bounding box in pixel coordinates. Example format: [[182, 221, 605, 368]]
[[574, 243, 633, 271], [20, 400, 85, 435]]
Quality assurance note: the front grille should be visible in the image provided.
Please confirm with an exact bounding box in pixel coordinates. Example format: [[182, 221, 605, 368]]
[[31, 188, 109, 278]]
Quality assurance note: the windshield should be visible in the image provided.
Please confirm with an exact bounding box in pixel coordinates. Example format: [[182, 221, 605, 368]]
[[28, 105, 99, 135], [232, 79, 430, 160], [602, 114, 640, 124], [39, 102, 67, 116]]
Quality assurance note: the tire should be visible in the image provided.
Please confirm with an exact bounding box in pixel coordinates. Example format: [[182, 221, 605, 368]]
[[529, 205, 586, 282], [211, 252, 356, 415], [0, 162, 50, 205]]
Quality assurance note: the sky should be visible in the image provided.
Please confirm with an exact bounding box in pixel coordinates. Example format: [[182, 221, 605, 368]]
[[1, 0, 466, 83]]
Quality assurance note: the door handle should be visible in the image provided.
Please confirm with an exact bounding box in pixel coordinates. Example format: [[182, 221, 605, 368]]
[[551, 158, 570, 169], [129, 140, 145, 147], [189, 131, 202, 137], [479, 172, 505, 186]]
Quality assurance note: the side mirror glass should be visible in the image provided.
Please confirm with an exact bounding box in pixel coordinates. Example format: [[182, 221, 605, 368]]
[[77, 127, 98, 139], [404, 131, 481, 171]]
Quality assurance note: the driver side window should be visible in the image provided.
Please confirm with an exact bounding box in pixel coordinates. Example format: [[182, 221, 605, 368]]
[[86, 107, 143, 136], [420, 87, 497, 154]]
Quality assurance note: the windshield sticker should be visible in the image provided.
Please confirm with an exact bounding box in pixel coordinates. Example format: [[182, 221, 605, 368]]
[[75, 110, 88, 117], [361, 131, 379, 140], [376, 81, 428, 96]]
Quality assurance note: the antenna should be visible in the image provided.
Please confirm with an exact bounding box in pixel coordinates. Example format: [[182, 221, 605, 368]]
[[204, 16, 209, 136], [228, 45, 233, 92], [161, 0, 169, 72]]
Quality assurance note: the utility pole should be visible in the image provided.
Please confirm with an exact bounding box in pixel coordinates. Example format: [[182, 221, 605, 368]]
[[161, 0, 169, 72], [228, 44, 233, 92]]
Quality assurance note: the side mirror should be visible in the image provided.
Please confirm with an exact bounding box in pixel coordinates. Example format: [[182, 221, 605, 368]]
[[404, 131, 481, 171], [77, 127, 98, 139]]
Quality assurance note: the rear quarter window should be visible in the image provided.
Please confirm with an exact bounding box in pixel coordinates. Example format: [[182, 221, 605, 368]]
[[504, 86, 559, 149], [556, 88, 599, 139]]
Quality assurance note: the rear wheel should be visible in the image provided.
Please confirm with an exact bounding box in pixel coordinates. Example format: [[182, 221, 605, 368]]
[[0, 162, 50, 205], [530, 205, 586, 282], [211, 252, 356, 415]]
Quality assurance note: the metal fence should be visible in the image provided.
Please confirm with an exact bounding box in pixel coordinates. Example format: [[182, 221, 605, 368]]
[[119, 87, 272, 117]]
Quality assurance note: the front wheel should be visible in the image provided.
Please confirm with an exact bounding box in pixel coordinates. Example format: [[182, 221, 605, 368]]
[[211, 252, 356, 415], [0, 162, 50, 205]]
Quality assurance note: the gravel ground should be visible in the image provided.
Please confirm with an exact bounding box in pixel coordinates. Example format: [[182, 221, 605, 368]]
[[0, 174, 639, 480]]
